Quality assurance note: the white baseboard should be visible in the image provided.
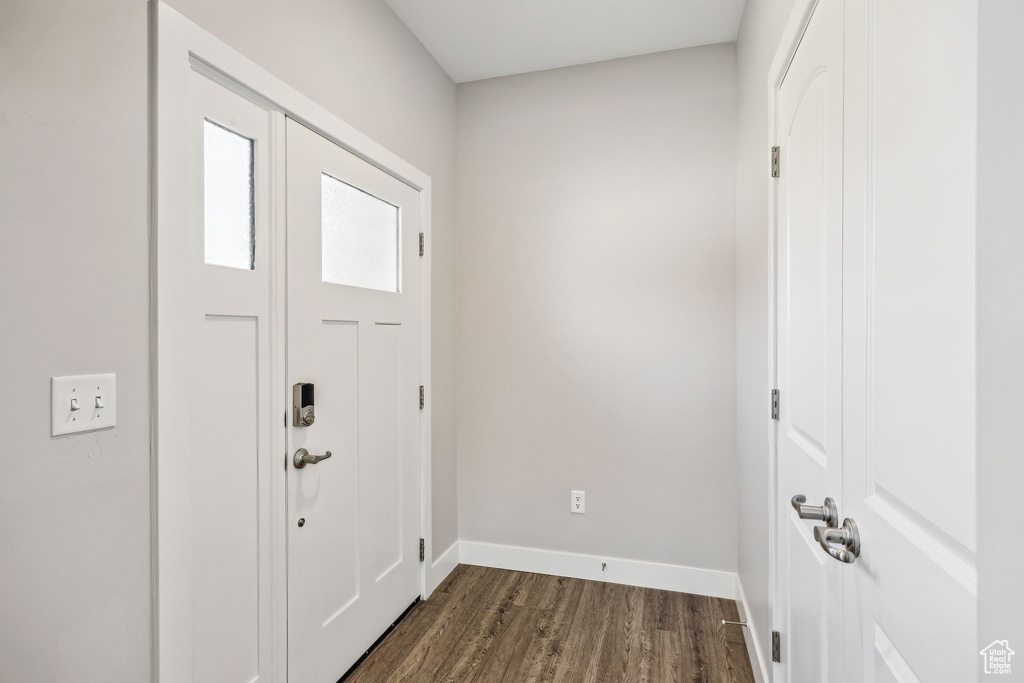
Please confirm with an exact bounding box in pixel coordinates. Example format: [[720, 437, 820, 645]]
[[458, 540, 736, 600], [735, 576, 770, 683], [426, 539, 460, 597]]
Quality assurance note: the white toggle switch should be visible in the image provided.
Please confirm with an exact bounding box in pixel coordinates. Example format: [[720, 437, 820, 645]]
[[51, 374, 117, 436]]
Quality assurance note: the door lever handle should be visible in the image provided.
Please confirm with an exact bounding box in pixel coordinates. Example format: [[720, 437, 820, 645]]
[[293, 448, 332, 469], [791, 494, 839, 528], [813, 518, 861, 564]]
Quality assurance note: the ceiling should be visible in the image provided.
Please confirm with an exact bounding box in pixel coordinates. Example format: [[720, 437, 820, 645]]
[[384, 0, 747, 83]]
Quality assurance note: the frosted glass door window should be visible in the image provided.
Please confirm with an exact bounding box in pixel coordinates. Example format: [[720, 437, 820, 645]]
[[321, 173, 400, 292], [204, 120, 255, 270]]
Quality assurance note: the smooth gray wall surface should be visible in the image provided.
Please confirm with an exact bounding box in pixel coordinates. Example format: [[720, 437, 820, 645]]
[[734, 0, 794, 672], [977, 0, 1024, 663], [0, 1, 457, 680], [456, 45, 738, 571], [0, 2, 151, 680]]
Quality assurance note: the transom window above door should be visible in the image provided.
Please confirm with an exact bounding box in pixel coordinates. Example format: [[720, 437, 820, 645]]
[[321, 172, 401, 292]]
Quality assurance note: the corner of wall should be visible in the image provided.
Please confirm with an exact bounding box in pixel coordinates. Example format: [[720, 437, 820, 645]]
[[426, 539, 461, 597]]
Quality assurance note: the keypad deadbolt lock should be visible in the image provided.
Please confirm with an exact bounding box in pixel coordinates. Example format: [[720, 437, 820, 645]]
[[293, 383, 315, 427]]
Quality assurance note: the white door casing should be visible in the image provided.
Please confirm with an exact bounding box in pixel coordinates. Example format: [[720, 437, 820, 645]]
[[285, 119, 423, 682], [773, 1, 845, 680]]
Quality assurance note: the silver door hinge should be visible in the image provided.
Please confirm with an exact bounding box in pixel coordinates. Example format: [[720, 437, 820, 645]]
[[419, 385, 425, 410], [419, 232, 424, 257], [771, 389, 780, 421], [771, 146, 780, 178], [419, 538, 425, 562], [772, 630, 781, 663]]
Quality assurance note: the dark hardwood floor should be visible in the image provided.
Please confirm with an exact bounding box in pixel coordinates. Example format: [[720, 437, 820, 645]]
[[345, 564, 755, 683]]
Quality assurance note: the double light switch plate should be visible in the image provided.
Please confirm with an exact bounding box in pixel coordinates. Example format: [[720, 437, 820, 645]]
[[51, 374, 116, 436]]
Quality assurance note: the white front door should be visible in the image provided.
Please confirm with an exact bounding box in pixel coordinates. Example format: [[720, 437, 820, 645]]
[[285, 118, 423, 682], [841, 0, 977, 680], [774, 1, 845, 680]]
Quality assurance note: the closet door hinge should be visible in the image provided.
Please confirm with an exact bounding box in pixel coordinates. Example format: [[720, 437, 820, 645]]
[[419, 538, 425, 562], [772, 630, 781, 663], [771, 145, 781, 178], [419, 385, 425, 410], [771, 389, 780, 421], [419, 232, 424, 257]]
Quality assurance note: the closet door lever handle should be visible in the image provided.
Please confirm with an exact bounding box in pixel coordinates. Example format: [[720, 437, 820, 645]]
[[813, 518, 861, 564], [791, 494, 839, 528]]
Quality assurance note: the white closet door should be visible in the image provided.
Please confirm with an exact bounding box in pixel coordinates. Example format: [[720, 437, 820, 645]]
[[841, 1, 977, 680]]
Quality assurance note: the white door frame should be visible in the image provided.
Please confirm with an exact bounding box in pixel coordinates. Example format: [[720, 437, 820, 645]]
[[766, 0, 826, 676], [151, 2, 435, 680]]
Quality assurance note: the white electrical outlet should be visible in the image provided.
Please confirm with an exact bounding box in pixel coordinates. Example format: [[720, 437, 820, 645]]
[[571, 490, 585, 514], [51, 374, 117, 436]]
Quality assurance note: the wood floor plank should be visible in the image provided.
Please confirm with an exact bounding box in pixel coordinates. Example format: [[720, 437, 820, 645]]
[[510, 575, 584, 682], [344, 566, 755, 683], [347, 564, 502, 683], [422, 566, 526, 681], [580, 582, 620, 682], [644, 585, 683, 633], [466, 603, 539, 682], [434, 569, 534, 681], [361, 564, 479, 672], [708, 593, 756, 683], [654, 628, 683, 683], [594, 584, 650, 682], [679, 592, 715, 682], [547, 577, 614, 682]]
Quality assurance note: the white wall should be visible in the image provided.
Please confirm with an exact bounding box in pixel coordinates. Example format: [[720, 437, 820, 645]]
[[456, 45, 738, 573], [0, 1, 458, 680], [733, 0, 795, 673]]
